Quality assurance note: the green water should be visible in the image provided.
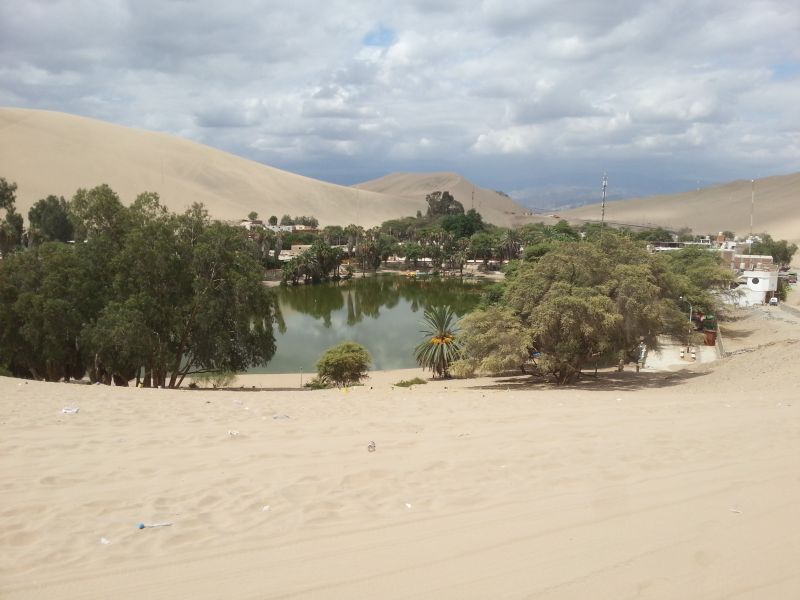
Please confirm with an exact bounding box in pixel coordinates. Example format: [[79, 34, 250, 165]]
[[255, 274, 484, 373]]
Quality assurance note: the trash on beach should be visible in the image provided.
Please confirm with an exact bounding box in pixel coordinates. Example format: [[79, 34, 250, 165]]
[[272, 414, 290, 420], [138, 521, 173, 529], [61, 406, 80, 414], [261, 505, 271, 512], [729, 508, 742, 514], [367, 441, 376, 452], [405, 503, 412, 509], [99, 537, 111, 545], [228, 430, 240, 437]]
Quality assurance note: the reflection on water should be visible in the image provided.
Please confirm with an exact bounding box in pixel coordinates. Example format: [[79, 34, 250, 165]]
[[254, 274, 484, 373]]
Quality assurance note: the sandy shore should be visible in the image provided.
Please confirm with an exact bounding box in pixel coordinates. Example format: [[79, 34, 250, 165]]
[[2, 306, 800, 599]]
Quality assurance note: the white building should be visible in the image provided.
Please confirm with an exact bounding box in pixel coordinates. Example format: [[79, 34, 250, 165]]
[[730, 269, 779, 306]]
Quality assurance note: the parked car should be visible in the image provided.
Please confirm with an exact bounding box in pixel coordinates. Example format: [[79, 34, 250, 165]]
[[769, 297, 779, 306]]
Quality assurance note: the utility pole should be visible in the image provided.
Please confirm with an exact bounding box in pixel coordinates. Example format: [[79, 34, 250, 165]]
[[749, 178, 755, 237], [600, 173, 608, 239]]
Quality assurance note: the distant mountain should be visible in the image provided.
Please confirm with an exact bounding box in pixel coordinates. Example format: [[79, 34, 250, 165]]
[[562, 172, 800, 248], [354, 172, 534, 227], [0, 108, 428, 227]]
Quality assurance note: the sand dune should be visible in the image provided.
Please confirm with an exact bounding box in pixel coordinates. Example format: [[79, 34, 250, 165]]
[[355, 171, 533, 227], [562, 172, 800, 248], [0, 108, 430, 227], [2, 305, 800, 599]]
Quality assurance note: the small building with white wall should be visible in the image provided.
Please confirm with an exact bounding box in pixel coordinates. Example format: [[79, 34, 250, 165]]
[[730, 269, 779, 306]]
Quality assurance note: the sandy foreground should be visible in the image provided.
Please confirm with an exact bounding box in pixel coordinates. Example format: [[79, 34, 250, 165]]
[[2, 307, 800, 600]]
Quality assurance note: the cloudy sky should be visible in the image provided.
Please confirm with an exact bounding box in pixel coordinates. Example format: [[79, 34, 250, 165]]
[[2, 0, 799, 207]]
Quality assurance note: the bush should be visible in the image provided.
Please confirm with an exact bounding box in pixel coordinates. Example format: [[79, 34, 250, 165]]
[[394, 377, 427, 387], [192, 370, 236, 389], [316, 341, 371, 386], [304, 377, 331, 390]]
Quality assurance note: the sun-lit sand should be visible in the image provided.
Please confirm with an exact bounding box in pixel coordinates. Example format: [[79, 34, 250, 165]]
[[563, 172, 800, 249], [0, 108, 525, 228], [2, 305, 800, 599]]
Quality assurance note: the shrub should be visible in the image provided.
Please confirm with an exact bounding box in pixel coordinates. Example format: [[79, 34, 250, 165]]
[[394, 377, 427, 387], [316, 341, 371, 386], [192, 370, 236, 389], [304, 377, 331, 389]]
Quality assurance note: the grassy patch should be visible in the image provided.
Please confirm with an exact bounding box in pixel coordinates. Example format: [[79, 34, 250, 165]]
[[304, 377, 331, 390], [395, 377, 428, 387]]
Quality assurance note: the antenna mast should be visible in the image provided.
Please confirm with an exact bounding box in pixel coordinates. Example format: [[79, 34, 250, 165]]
[[749, 178, 754, 237]]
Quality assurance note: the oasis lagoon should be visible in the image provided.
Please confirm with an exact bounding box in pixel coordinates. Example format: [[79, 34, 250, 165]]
[[254, 274, 484, 373]]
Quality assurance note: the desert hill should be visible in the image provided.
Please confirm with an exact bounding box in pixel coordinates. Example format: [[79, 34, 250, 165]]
[[0, 108, 433, 227], [562, 172, 800, 248], [354, 172, 531, 226]]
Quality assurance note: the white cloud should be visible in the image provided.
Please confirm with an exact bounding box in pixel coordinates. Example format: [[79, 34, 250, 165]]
[[0, 0, 798, 201]]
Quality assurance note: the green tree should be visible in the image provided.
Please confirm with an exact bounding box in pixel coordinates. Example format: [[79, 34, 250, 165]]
[[499, 228, 522, 261], [414, 305, 462, 378], [661, 247, 736, 312], [636, 227, 675, 242], [0, 178, 23, 256], [452, 305, 532, 376], [28, 195, 74, 244], [294, 215, 319, 228], [750, 233, 798, 267], [247, 211, 259, 221], [0, 177, 17, 211], [268, 215, 278, 226], [321, 225, 345, 245], [504, 237, 686, 384], [440, 209, 484, 238], [279, 214, 294, 226], [316, 341, 371, 386], [470, 232, 495, 266], [0, 189, 281, 386], [403, 242, 424, 269], [69, 184, 128, 241], [344, 224, 363, 257], [0, 242, 92, 380], [425, 191, 464, 217]]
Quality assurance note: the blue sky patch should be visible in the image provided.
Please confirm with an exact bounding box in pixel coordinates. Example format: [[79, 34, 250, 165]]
[[363, 24, 396, 47], [772, 61, 800, 80]]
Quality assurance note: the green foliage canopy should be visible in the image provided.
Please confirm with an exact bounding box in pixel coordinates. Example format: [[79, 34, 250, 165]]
[[414, 305, 462, 378], [316, 341, 371, 386], [28, 195, 74, 244], [0, 186, 280, 387], [451, 305, 532, 377]]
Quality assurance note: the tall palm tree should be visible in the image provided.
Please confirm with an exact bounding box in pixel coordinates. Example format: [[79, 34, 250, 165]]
[[414, 305, 462, 378], [500, 228, 521, 261]]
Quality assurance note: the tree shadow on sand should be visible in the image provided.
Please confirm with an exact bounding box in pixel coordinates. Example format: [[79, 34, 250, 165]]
[[719, 327, 756, 340], [466, 367, 707, 392]]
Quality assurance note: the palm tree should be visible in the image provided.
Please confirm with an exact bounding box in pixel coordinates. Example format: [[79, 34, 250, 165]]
[[500, 228, 521, 261], [414, 305, 462, 378]]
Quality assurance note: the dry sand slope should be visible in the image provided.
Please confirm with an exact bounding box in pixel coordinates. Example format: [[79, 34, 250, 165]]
[[562, 172, 800, 249], [355, 172, 532, 227], [0, 107, 427, 227], [2, 307, 800, 599]]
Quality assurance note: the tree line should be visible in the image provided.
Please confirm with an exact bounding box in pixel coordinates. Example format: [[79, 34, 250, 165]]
[[414, 228, 745, 384], [0, 179, 280, 386]]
